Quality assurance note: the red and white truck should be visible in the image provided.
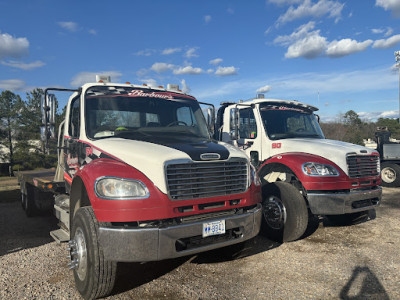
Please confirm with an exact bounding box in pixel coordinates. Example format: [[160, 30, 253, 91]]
[[18, 77, 261, 299], [215, 96, 381, 243]]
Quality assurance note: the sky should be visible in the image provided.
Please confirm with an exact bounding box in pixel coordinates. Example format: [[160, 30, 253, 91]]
[[1, 0, 400, 122]]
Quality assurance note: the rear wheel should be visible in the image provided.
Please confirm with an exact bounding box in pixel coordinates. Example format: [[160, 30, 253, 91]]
[[261, 182, 308, 242], [70, 207, 117, 300], [380, 162, 400, 187], [21, 184, 37, 217]]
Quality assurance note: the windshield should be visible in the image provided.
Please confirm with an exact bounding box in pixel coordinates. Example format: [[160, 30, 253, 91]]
[[259, 103, 324, 140], [85, 86, 210, 143]]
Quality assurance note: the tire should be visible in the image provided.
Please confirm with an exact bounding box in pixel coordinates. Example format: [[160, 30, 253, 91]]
[[22, 184, 38, 217], [70, 207, 117, 300], [326, 211, 370, 226], [261, 182, 308, 243], [380, 162, 400, 187]]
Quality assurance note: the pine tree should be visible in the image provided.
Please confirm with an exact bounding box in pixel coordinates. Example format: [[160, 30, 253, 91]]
[[0, 90, 24, 169]]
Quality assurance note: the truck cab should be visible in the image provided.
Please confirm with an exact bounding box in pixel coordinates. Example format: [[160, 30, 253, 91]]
[[215, 97, 381, 243], [25, 78, 261, 299]]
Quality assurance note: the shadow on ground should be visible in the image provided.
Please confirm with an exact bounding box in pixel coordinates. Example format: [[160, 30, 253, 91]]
[[112, 257, 191, 296], [340, 266, 389, 300], [0, 189, 58, 257]]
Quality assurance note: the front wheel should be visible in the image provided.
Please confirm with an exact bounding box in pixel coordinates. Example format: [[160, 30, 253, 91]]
[[70, 207, 117, 300], [380, 162, 400, 187], [261, 182, 308, 243]]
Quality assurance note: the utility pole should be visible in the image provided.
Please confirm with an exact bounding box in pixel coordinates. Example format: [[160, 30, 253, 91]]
[[395, 51, 400, 123]]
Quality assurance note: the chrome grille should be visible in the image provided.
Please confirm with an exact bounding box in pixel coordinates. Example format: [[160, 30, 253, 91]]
[[166, 160, 248, 200], [346, 154, 379, 178]]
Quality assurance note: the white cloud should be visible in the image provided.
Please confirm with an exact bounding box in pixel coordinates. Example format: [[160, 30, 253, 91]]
[[141, 78, 158, 87], [209, 58, 223, 65], [151, 62, 175, 73], [196, 66, 397, 101], [358, 110, 399, 121], [134, 49, 156, 56], [58, 21, 79, 32], [372, 27, 394, 36], [88, 29, 97, 35], [1, 60, 45, 70], [326, 39, 373, 57], [372, 28, 385, 34], [162, 48, 181, 55], [373, 34, 400, 49], [268, 0, 303, 5], [215, 66, 238, 76], [204, 15, 212, 24], [275, 21, 371, 59], [0, 79, 26, 91], [285, 33, 327, 58], [173, 66, 203, 75], [0, 32, 29, 59], [181, 79, 191, 94], [376, 0, 400, 17], [185, 47, 199, 58], [256, 85, 272, 93], [70, 71, 122, 87], [276, 0, 344, 26]]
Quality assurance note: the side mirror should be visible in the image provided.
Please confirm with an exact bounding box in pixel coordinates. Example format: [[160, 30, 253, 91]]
[[41, 93, 56, 125], [207, 107, 215, 135], [315, 114, 320, 123], [41, 93, 57, 141], [230, 107, 240, 140], [40, 126, 46, 141], [48, 94, 56, 125]]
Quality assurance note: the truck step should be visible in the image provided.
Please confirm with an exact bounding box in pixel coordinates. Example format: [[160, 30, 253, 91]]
[[50, 229, 70, 243]]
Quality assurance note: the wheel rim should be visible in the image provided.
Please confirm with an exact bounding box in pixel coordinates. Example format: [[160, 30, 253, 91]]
[[263, 195, 287, 230], [382, 167, 396, 183], [70, 228, 88, 281]]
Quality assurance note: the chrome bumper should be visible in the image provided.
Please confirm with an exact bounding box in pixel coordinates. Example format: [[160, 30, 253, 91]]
[[98, 204, 262, 262], [307, 186, 382, 215]]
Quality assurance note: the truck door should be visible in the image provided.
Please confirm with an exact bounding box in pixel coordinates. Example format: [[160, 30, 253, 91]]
[[238, 107, 262, 167], [65, 96, 81, 180]]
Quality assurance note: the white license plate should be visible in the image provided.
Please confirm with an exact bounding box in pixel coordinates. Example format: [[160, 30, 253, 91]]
[[202, 220, 226, 238]]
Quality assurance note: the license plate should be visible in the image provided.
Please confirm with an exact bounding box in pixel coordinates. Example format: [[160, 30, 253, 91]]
[[202, 220, 226, 238]]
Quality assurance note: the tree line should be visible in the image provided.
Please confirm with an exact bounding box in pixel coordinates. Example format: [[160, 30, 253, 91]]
[[1, 89, 399, 175], [0, 89, 63, 174], [320, 109, 400, 145]]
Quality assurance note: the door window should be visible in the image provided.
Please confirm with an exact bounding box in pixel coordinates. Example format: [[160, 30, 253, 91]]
[[239, 108, 257, 139]]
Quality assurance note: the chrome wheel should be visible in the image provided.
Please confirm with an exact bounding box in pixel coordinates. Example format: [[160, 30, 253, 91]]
[[69, 228, 88, 281], [263, 195, 287, 230], [382, 167, 396, 183]]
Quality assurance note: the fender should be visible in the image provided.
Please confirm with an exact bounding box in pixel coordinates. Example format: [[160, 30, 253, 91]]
[[258, 152, 378, 191]]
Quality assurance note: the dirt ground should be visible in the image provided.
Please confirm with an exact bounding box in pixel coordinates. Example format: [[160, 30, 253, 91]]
[[0, 181, 399, 300]]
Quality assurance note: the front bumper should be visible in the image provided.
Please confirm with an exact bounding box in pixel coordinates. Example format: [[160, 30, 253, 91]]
[[307, 186, 382, 215], [98, 204, 262, 262]]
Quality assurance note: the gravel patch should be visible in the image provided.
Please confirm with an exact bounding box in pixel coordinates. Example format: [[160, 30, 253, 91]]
[[0, 187, 399, 299]]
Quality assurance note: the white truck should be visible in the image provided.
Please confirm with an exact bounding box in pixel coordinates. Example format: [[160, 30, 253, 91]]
[[215, 96, 382, 242], [18, 77, 262, 299]]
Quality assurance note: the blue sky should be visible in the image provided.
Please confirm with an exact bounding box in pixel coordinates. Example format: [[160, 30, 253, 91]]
[[1, 0, 400, 122]]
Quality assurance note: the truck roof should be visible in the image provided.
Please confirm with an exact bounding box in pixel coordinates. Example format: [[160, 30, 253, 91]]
[[233, 98, 319, 112], [81, 82, 188, 95]]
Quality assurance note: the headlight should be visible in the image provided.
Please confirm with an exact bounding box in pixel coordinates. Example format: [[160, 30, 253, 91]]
[[95, 177, 149, 199], [249, 164, 261, 186], [302, 162, 339, 177]]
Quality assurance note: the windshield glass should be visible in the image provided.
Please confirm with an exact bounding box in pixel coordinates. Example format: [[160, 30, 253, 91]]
[[259, 103, 324, 140], [85, 86, 210, 143]]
